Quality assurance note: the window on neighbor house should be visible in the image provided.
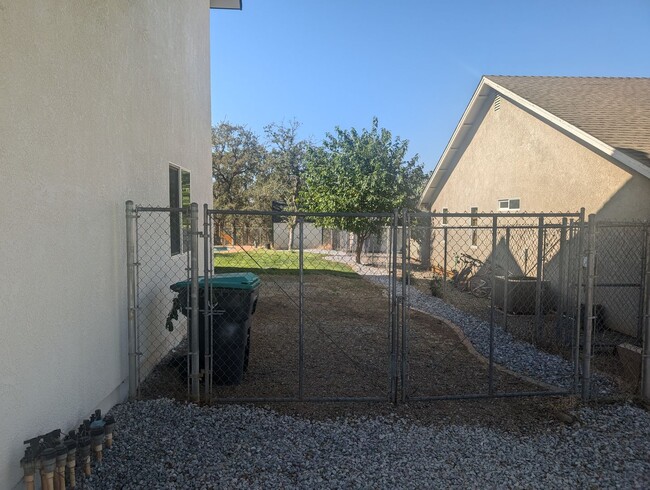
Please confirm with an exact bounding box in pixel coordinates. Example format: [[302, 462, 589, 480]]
[[169, 165, 191, 255], [470, 207, 478, 246], [498, 198, 520, 211], [442, 208, 449, 225]]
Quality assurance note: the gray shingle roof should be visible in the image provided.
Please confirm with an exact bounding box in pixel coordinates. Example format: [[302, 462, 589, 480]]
[[485, 76, 650, 168]]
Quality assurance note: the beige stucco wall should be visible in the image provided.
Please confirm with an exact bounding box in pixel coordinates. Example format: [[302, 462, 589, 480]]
[[429, 93, 650, 220], [0, 1, 212, 486], [426, 93, 650, 338]]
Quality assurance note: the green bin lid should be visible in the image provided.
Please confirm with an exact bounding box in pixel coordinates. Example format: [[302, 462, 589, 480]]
[[171, 273, 261, 292]]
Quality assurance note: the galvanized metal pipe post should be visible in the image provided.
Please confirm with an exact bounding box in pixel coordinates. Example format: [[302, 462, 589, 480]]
[[443, 226, 448, 290], [556, 217, 568, 342], [125, 201, 138, 399], [298, 217, 305, 400], [489, 216, 497, 395], [582, 214, 597, 400], [503, 227, 510, 332], [203, 204, 212, 397], [641, 225, 650, 401], [190, 203, 201, 402], [401, 209, 409, 403], [535, 216, 545, 344], [574, 208, 586, 391], [390, 209, 399, 404]]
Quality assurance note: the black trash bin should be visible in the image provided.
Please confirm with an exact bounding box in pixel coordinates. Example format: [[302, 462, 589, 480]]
[[170, 273, 261, 385]]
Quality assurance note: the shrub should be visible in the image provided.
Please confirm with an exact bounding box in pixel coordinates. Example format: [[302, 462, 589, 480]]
[[429, 275, 444, 297]]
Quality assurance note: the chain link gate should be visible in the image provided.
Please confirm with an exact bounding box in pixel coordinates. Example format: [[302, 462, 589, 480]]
[[402, 211, 586, 401], [204, 209, 399, 403], [126, 202, 203, 402]]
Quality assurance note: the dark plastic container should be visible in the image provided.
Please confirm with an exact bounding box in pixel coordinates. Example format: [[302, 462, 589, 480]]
[[171, 273, 260, 385], [494, 275, 551, 315]]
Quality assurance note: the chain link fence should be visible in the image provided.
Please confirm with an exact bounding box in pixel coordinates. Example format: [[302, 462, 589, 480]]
[[128, 205, 195, 401], [126, 203, 649, 404], [587, 221, 650, 398], [405, 212, 584, 400]]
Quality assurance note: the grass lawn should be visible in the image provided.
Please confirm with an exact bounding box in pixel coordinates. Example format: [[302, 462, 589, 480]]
[[214, 249, 359, 278]]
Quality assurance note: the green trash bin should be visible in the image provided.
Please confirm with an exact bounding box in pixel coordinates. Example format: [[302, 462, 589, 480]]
[[169, 273, 261, 385]]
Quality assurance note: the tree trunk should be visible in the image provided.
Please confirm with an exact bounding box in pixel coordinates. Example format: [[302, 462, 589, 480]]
[[355, 234, 366, 264], [288, 223, 296, 251]]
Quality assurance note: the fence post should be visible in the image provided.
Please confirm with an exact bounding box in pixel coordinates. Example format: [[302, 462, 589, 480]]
[[401, 209, 409, 403], [125, 201, 138, 399], [390, 209, 399, 404], [641, 225, 650, 401], [582, 214, 597, 400], [489, 216, 497, 395], [556, 217, 568, 342], [535, 216, 544, 344], [574, 208, 586, 392], [443, 226, 448, 290], [203, 204, 212, 397], [503, 227, 510, 332], [298, 217, 305, 401], [189, 203, 201, 402]]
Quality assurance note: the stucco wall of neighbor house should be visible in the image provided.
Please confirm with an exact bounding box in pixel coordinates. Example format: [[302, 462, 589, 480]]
[[426, 93, 650, 338], [429, 93, 650, 219], [0, 1, 212, 486]]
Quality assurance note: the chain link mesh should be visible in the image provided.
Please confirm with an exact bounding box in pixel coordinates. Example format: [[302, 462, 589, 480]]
[[129, 206, 648, 403], [135, 208, 193, 400], [406, 213, 582, 398]]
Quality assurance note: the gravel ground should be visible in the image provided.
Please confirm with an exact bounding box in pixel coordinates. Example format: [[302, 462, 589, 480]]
[[325, 253, 617, 395], [83, 398, 650, 489]]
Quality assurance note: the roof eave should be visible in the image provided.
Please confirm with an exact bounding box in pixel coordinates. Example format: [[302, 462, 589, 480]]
[[418, 76, 650, 209], [483, 77, 650, 180], [418, 77, 493, 209], [210, 0, 242, 10]]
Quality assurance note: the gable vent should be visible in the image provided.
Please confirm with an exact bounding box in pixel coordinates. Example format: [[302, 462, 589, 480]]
[[493, 95, 501, 112]]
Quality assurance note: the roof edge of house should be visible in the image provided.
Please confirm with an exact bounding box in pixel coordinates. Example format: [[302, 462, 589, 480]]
[[418, 76, 650, 209]]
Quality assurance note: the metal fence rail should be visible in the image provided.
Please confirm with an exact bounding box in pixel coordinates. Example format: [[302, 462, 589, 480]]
[[126, 202, 649, 404]]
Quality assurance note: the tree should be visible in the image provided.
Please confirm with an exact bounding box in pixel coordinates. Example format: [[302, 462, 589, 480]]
[[300, 117, 427, 263], [211, 122, 266, 243], [263, 120, 309, 250]]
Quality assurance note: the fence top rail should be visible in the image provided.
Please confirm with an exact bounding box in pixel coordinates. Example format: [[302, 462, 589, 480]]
[[208, 209, 395, 218], [595, 221, 649, 229], [428, 224, 572, 231], [136, 206, 188, 213], [411, 211, 582, 219]]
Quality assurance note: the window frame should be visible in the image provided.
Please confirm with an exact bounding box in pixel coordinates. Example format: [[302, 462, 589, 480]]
[[169, 164, 191, 256], [498, 198, 521, 211], [441, 208, 449, 225]]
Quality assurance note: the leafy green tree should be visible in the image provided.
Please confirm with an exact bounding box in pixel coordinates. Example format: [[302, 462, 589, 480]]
[[211, 122, 266, 243], [300, 117, 426, 263], [263, 120, 309, 250]]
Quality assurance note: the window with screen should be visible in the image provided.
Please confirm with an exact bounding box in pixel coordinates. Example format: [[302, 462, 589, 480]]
[[169, 165, 191, 255], [498, 198, 520, 211]]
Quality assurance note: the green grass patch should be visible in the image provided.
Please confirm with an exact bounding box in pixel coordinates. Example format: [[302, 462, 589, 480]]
[[214, 250, 359, 278]]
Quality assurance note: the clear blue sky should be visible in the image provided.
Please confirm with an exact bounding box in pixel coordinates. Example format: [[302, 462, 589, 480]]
[[210, 0, 650, 172]]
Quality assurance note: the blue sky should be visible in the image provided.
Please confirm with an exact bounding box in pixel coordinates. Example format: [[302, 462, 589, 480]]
[[210, 0, 650, 172]]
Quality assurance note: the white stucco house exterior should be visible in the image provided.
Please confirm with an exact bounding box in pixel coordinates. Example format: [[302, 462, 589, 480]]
[[0, 1, 240, 486]]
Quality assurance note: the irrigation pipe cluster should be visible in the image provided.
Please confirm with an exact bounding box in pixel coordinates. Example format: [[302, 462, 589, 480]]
[[20, 409, 116, 490]]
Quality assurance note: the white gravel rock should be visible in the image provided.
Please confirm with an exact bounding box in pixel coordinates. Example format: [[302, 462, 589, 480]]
[[83, 399, 649, 489]]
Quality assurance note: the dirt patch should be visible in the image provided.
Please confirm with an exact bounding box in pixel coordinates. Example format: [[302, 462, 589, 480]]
[[140, 272, 573, 431]]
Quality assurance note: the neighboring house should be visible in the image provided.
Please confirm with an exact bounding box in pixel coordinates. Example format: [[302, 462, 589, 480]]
[[418, 76, 650, 338], [0, 1, 240, 487], [419, 76, 650, 219]]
